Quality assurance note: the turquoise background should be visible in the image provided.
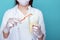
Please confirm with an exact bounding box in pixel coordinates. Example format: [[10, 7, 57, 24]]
[[0, 0, 60, 40]]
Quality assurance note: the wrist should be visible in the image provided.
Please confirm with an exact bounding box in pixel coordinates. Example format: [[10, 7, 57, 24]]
[[38, 34, 43, 38], [3, 27, 10, 33], [3, 27, 10, 39]]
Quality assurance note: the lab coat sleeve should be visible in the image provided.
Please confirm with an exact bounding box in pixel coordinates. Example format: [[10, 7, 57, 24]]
[[38, 11, 46, 40], [0, 10, 10, 40]]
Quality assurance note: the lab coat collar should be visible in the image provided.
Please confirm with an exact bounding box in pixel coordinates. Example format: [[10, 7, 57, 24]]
[[15, 5, 32, 16], [15, 5, 32, 11]]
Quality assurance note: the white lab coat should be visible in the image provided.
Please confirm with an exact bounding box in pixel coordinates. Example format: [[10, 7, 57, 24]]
[[0, 5, 46, 40]]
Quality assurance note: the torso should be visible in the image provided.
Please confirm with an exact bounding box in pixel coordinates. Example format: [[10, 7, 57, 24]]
[[4, 5, 42, 40]]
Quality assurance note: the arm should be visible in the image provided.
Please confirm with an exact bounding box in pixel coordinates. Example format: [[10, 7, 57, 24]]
[[1, 12, 18, 39], [38, 11, 46, 40], [0, 10, 11, 39]]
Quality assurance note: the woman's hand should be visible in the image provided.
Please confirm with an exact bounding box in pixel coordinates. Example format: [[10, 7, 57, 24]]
[[32, 24, 43, 39], [3, 18, 19, 39], [7, 18, 19, 29]]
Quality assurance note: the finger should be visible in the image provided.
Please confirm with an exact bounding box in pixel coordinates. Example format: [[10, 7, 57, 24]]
[[32, 26, 38, 29], [33, 25, 41, 30], [32, 28, 39, 33], [33, 24, 41, 28], [33, 31, 39, 37], [32, 27, 41, 33], [14, 21, 18, 26], [32, 28, 37, 32], [10, 23, 14, 27], [7, 21, 14, 28], [33, 29, 41, 34], [32, 25, 39, 29]]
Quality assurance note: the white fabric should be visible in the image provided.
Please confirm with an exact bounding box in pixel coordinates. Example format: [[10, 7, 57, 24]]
[[0, 5, 46, 40]]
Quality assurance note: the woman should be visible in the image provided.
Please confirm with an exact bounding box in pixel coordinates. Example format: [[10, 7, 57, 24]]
[[0, 0, 46, 40]]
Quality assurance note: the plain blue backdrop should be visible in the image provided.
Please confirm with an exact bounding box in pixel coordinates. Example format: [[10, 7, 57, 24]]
[[0, 0, 60, 40]]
